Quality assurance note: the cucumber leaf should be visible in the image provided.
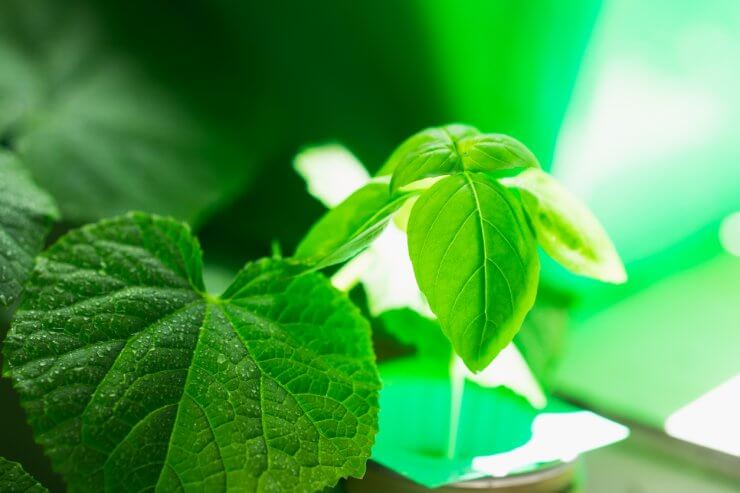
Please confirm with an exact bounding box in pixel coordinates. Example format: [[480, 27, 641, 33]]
[[3, 213, 379, 492], [0, 457, 48, 493], [381, 125, 539, 193], [0, 152, 58, 307], [502, 168, 627, 283], [407, 173, 539, 372], [296, 183, 412, 270], [0, 2, 250, 226]]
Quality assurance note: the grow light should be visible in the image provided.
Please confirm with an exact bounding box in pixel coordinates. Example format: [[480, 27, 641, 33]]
[[665, 374, 740, 457], [550, 0, 740, 271]]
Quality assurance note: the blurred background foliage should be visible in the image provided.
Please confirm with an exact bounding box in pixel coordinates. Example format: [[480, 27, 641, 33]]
[[0, 0, 599, 265]]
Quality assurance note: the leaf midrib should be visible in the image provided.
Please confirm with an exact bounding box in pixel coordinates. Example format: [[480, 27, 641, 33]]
[[463, 173, 492, 361]]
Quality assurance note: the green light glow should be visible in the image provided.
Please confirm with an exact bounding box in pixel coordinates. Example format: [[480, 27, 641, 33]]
[[372, 358, 627, 488], [415, 0, 599, 166], [551, 0, 740, 270], [555, 253, 740, 427], [719, 212, 740, 257]]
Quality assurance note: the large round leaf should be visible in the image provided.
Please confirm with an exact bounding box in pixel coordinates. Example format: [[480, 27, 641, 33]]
[[0, 457, 48, 493], [0, 152, 58, 307], [3, 213, 379, 492]]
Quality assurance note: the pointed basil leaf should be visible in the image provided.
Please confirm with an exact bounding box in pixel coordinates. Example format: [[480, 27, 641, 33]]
[[381, 125, 540, 193], [0, 152, 58, 306], [3, 212, 379, 492], [380, 124, 478, 192], [407, 173, 540, 372], [502, 168, 627, 283], [0, 3, 251, 225], [0, 457, 48, 493], [456, 133, 540, 173], [296, 183, 413, 270]]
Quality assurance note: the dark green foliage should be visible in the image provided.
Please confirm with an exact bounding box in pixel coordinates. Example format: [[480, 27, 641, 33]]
[[0, 457, 48, 493], [4, 213, 379, 492]]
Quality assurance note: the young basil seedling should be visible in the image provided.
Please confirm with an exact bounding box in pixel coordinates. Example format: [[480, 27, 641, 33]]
[[297, 124, 626, 372]]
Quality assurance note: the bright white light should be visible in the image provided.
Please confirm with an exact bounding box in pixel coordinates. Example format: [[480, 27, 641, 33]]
[[360, 223, 434, 317], [665, 374, 740, 457], [458, 345, 547, 409], [553, 60, 722, 200], [472, 411, 629, 477], [293, 144, 370, 207], [719, 212, 740, 257], [331, 252, 372, 291], [549, 0, 740, 264]]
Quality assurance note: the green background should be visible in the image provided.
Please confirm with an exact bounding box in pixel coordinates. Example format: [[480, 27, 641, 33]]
[[2, 0, 739, 491]]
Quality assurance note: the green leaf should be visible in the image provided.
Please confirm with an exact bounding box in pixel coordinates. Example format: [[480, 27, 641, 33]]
[[0, 152, 58, 307], [3, 213, 379, 492], [0, 2, 250, 225], [407, 173, 540, 372], [380, 124, 477, 191], [455, 133, 540, 173], [380, 125, 539, 193], [379, 309, 451, 359], [502, 168, 627, 283], [296, 183, 412, 270], [0, 457, 48, 493]]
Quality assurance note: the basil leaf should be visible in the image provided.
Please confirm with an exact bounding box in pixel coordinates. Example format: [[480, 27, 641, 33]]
[[502, 168, 627, 283], [0, 152, 58, 306], [296, 183, 412, 270], [3, 213, 379, 492], [380, 124, 478, 191], [381, 125, 539, 193], [0, 3, 250, 225], [407, 173, 540, 372], [0, 457, 48, 493], [456, 133, 540, 173]]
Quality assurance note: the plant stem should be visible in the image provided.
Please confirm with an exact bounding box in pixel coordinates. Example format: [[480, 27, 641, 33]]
[[447, 354, 466, 459]]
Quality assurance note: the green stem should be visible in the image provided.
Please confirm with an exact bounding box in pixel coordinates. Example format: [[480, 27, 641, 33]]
[[447, 354, 466, 459]]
